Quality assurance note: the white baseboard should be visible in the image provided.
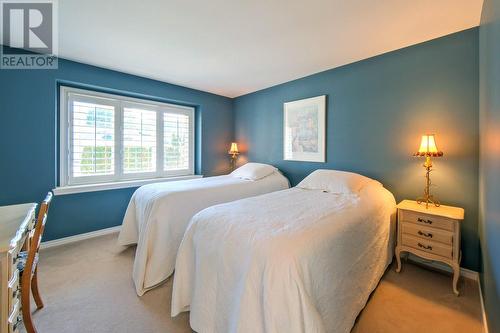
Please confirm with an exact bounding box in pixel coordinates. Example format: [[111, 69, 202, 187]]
[[41, 225, 121, 249], [406, 253, 478, 280], [477, 276, 489, 333]]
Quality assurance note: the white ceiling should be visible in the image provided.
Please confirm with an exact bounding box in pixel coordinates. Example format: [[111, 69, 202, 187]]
[[57, 0, 484, 98]]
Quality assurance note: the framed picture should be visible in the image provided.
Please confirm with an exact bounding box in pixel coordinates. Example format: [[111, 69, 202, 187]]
[[283, 95, 326, 162]]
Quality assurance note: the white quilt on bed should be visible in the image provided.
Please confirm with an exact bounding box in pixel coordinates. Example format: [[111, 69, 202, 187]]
[[171, 184, 396, 333], [118, 173, 289, 296]]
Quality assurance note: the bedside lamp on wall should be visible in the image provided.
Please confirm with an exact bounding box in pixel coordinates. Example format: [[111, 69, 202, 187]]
[[414, 134, 443, 208], [228, 142, 239, 171]]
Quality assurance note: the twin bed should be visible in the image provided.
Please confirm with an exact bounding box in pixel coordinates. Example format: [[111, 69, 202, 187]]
[[118, 164, 396, 332], [118, 163, 289, 295]]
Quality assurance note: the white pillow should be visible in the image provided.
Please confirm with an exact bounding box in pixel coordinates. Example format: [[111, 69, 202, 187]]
[[231, 163, 277, 180], [297, 169, 380, 194]]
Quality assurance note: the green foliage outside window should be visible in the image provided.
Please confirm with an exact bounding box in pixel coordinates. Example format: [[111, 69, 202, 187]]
[[80, 146, 113, 174], [164, 133, 186, 169], [80, 146, 154, 174], [124, 146, 154, 171]]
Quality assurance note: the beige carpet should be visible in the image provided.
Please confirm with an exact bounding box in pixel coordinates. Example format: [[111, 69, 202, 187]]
[[22, 233, 483, 333]]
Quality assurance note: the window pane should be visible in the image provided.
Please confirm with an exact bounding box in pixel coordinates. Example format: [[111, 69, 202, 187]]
[[164, 113, 190, 171], [72, 101, 115, 177], [123, 107, 157, 173]]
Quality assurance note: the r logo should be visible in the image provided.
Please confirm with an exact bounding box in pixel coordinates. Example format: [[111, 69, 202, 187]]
[[2, 1, 53, 54]]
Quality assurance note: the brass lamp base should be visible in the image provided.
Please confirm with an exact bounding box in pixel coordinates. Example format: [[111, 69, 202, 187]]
[[229, 154, 238, 171], [416, 195, 440, 209], [416, 157, 440, 209]]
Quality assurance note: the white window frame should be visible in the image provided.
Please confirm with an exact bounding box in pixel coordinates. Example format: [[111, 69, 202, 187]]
[[59, 86, 195, 190]]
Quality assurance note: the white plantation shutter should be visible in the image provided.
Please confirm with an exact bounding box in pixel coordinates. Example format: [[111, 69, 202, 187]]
[[60, 87, 195, 187], [164, 113, 191, 171], [123, 107, 157, 174], [71, 100, 115, 179]]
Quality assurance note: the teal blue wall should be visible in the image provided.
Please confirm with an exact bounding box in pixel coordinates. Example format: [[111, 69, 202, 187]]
[[234, 29, 480, 271], [0, 55, 233, 240], [0, 28, 486, 278], [479, 0, 500, 331]]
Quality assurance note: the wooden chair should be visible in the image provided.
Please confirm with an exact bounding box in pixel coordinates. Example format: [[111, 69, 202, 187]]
[[19, 192, 53, 333]]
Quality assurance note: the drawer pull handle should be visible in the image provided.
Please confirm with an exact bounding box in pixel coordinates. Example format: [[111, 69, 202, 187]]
[[417, 217, 433, 224], [418, 243, 433, 250], [418, 231, 433, 238]]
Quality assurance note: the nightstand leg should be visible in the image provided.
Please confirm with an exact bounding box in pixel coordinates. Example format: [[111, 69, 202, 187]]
[[452, 264, 460, 296], [395, 247, 402, 273]]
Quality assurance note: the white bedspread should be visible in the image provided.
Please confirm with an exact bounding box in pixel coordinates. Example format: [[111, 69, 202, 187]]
[[171, 184, 396, 333], [118, 173, 289, 296]]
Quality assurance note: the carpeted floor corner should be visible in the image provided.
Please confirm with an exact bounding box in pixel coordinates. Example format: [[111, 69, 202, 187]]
[[22, 233, 483, 333]]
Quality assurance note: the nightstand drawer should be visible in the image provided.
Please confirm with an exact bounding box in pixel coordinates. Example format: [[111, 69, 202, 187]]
[[401, 222, 453, 245], [400, 210, 454, 231], [402, 234, 453, 258]]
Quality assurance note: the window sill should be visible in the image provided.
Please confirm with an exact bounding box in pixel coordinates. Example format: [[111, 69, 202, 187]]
[[53, 175, 203, 196]]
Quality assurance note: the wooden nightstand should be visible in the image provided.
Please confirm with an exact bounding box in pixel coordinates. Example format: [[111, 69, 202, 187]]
[[395, 200, 464, 295]]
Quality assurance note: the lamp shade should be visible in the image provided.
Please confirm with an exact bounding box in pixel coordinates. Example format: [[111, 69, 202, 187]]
[[228, 142, 239, 155], [414, 134, 443, 157]]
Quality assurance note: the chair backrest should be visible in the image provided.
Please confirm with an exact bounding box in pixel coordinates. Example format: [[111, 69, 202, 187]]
[[23, 192, 53, 282], [32, 192, 53, 250]]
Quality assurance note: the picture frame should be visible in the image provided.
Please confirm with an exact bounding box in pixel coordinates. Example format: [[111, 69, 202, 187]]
[[283, 95, 326, 162]]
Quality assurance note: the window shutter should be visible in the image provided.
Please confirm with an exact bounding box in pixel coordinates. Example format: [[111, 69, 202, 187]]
[[60, 86, 195, 187], [71, 101, 115, 177], [123, 107, 157, 174], [164, 112, 191, 171]]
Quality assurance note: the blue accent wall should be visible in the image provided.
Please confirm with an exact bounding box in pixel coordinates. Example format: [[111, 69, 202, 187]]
[[0, 28, 487, 283], [479, 0, 500, 331], [234, 29, 480, 271], [0, 55, 233, 240]]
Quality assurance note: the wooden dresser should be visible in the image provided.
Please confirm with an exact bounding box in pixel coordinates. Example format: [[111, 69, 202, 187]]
[[0, 203, 37, 333], [395, 200, 464, 295]]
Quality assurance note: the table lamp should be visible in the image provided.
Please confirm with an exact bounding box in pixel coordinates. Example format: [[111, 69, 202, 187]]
[[228, 142, 239, 171], [414, 134, 443, 208]]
